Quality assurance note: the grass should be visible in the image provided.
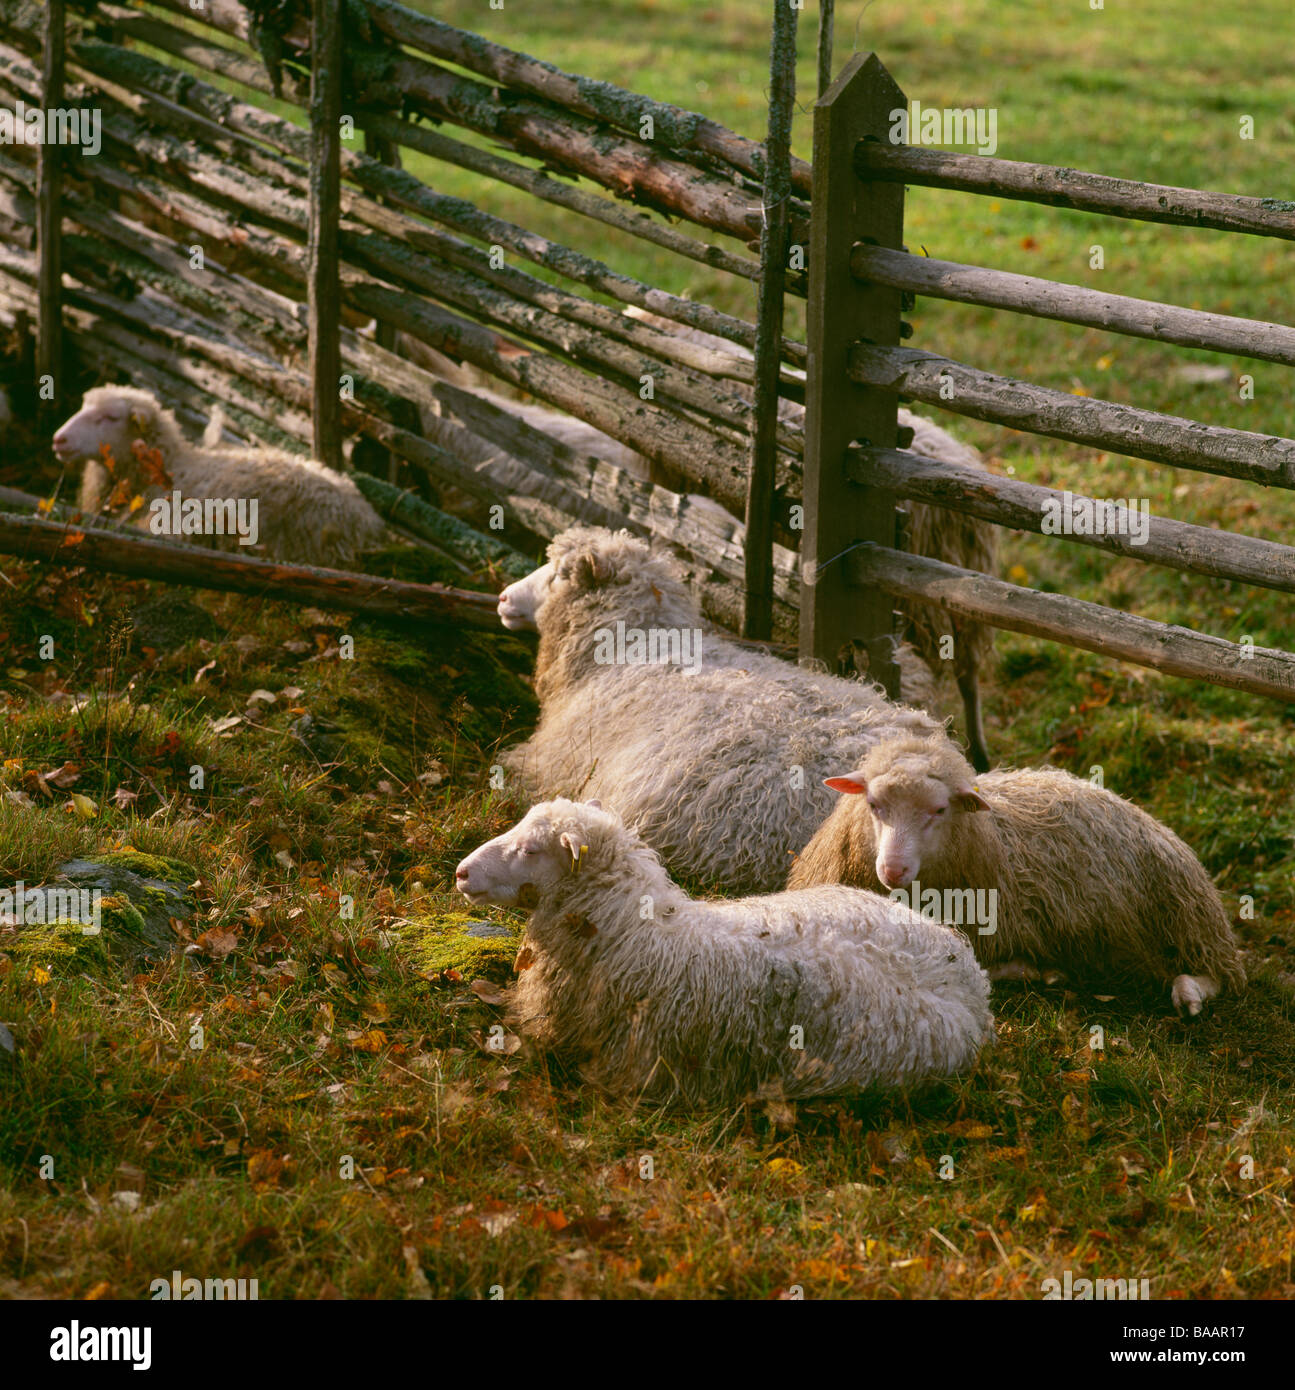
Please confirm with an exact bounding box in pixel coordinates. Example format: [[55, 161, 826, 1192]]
[[0, 0, 1292, 1300]]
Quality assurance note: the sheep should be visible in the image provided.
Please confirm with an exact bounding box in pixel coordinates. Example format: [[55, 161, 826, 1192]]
[[496, 525, 948, 894], [455, 797, 994, 1106], [625, 307, 998, 770], [786, 730, 1246, 1015], [52, 385, 386, 567]]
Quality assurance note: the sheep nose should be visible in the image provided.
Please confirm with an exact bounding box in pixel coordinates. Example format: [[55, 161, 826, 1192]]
[[454, 865, 470, 887], [879, 862, 913, 889]]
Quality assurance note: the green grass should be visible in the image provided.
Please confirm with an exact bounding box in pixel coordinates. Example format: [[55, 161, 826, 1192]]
[[1, 0, 1293, 1299]]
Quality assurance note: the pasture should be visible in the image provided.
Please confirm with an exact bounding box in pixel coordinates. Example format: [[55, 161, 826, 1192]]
[[0, 0, 1292, 1301]]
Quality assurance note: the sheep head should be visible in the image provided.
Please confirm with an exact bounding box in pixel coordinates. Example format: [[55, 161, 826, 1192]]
[[52, 386, 175, 487], [455, 798, 609, 908], [825, 734, 989, 888]]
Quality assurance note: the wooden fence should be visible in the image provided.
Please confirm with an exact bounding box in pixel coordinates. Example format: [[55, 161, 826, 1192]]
[[1, 2, 1291, 703], [0, 0, 810, 640], [801, 53, 1295, 702]]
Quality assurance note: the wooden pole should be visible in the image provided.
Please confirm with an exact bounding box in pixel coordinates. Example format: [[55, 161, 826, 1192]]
[[816, 0, 835, 97], [0, 512, 505, 629], [744, 0, 797, 640], [35, 0, 65, 426], [800, 53, 904, 690], [308, 0, 342, 470], [852, 245, 1295, 366], [364, 124, 401, 483], [848, 544, 1295, 704]]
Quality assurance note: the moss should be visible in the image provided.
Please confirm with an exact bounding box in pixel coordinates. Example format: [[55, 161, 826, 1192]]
[[398, 912, 521, 982], [7, 917, 113, 967], [87, 851, 195, 885]]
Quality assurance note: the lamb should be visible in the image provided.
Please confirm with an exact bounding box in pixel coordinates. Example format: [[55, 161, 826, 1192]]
[[787, 730, 1247, 1015], [625, 307, 998, 770], [455, 798, 994, 1106], [496, 525, 948, 894], [52, 385, 386, 567]]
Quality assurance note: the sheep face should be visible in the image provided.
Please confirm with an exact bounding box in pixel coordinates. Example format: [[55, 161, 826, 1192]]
[[497, 562, 554, 631], [53, 393, 144, 469], [455, 800, 604, 907], [825, 765, 988, 888]]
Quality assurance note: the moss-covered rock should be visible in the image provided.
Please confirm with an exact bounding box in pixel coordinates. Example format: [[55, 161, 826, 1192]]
[[398, 912, 521, 982], [10, 853, 199, 966], [87, 850, 195, 884]]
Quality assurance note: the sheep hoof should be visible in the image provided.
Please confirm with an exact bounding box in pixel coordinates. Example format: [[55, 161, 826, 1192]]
[[1172, 974, 1219, 1017]]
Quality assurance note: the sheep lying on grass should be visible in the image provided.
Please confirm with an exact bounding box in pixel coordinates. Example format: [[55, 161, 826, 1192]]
[[455, 798, 994, 1106], [787, 731, 1246, 1015], [497, 525, 946, 893], [626, 308, 998, 770], [53, 386, 386, 567]]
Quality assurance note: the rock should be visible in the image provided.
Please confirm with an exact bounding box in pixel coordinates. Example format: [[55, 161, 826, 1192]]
[[1, 851, 195, 968], [398, 912, 521, 981]]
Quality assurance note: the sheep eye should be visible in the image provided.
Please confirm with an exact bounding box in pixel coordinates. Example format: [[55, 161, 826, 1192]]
[[933, 807, 947, 817]]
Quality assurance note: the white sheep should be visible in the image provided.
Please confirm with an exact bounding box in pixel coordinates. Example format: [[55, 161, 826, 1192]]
[[497, 526, 947, 894], [626, 308, 998, 770], [52, 385, 386, 567], [455, 798, 994, 1106], [787, 730, 1247, 1015]]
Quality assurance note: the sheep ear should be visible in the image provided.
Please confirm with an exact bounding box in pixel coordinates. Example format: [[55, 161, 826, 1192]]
[[585, 798, 602, 810], [954, 786, 990, 812], [824, 774, 867, 795], [559, 832, 589, 872], [566, 551, 613, 589]]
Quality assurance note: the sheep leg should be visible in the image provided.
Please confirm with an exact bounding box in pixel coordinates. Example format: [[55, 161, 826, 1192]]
[[1171, 973, 1219, 1017], [986, 959, 1045, 983], [957, 665, 990, 774]]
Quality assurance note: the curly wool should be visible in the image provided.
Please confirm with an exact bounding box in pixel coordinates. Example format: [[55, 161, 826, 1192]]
[[502, 527, 947, 892], [622, 310, 999, 733], [788, 731, 1247, 999], [500, 801, 994, 1106], [70, 386, 385, 566]]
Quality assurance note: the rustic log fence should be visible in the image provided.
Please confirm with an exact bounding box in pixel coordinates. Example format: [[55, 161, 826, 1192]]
[[0, 0, 808, 639], [801, 52, 1295, 702], [0, 2, 1291, 704]]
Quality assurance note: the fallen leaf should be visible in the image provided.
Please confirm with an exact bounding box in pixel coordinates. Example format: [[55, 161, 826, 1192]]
[[195, 927, 238, 961], [68, 792, 99, 820], [470, 979, 506, 1005]]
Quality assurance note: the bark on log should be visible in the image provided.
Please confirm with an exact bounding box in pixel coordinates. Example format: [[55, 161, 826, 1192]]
[[847, 445, 1295, 593], [848, 345, 1295, 490], [0, 512, 505, 628], [848, 543, 1295, 702], [852, 245, 1295, 366], [855, 143, 1295, 241]]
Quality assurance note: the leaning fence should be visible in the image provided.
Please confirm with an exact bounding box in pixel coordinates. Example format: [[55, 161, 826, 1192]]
[[0, 0, 810, 640]]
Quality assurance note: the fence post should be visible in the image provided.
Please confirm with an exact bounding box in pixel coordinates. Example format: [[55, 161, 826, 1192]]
[[36, 0, 66, 426], [364, 126, 402, 483], [744, 0, 798, 640], [308, 0, 343, 471], [816, 0, 835, 97], [799, 52, 904, 691]]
